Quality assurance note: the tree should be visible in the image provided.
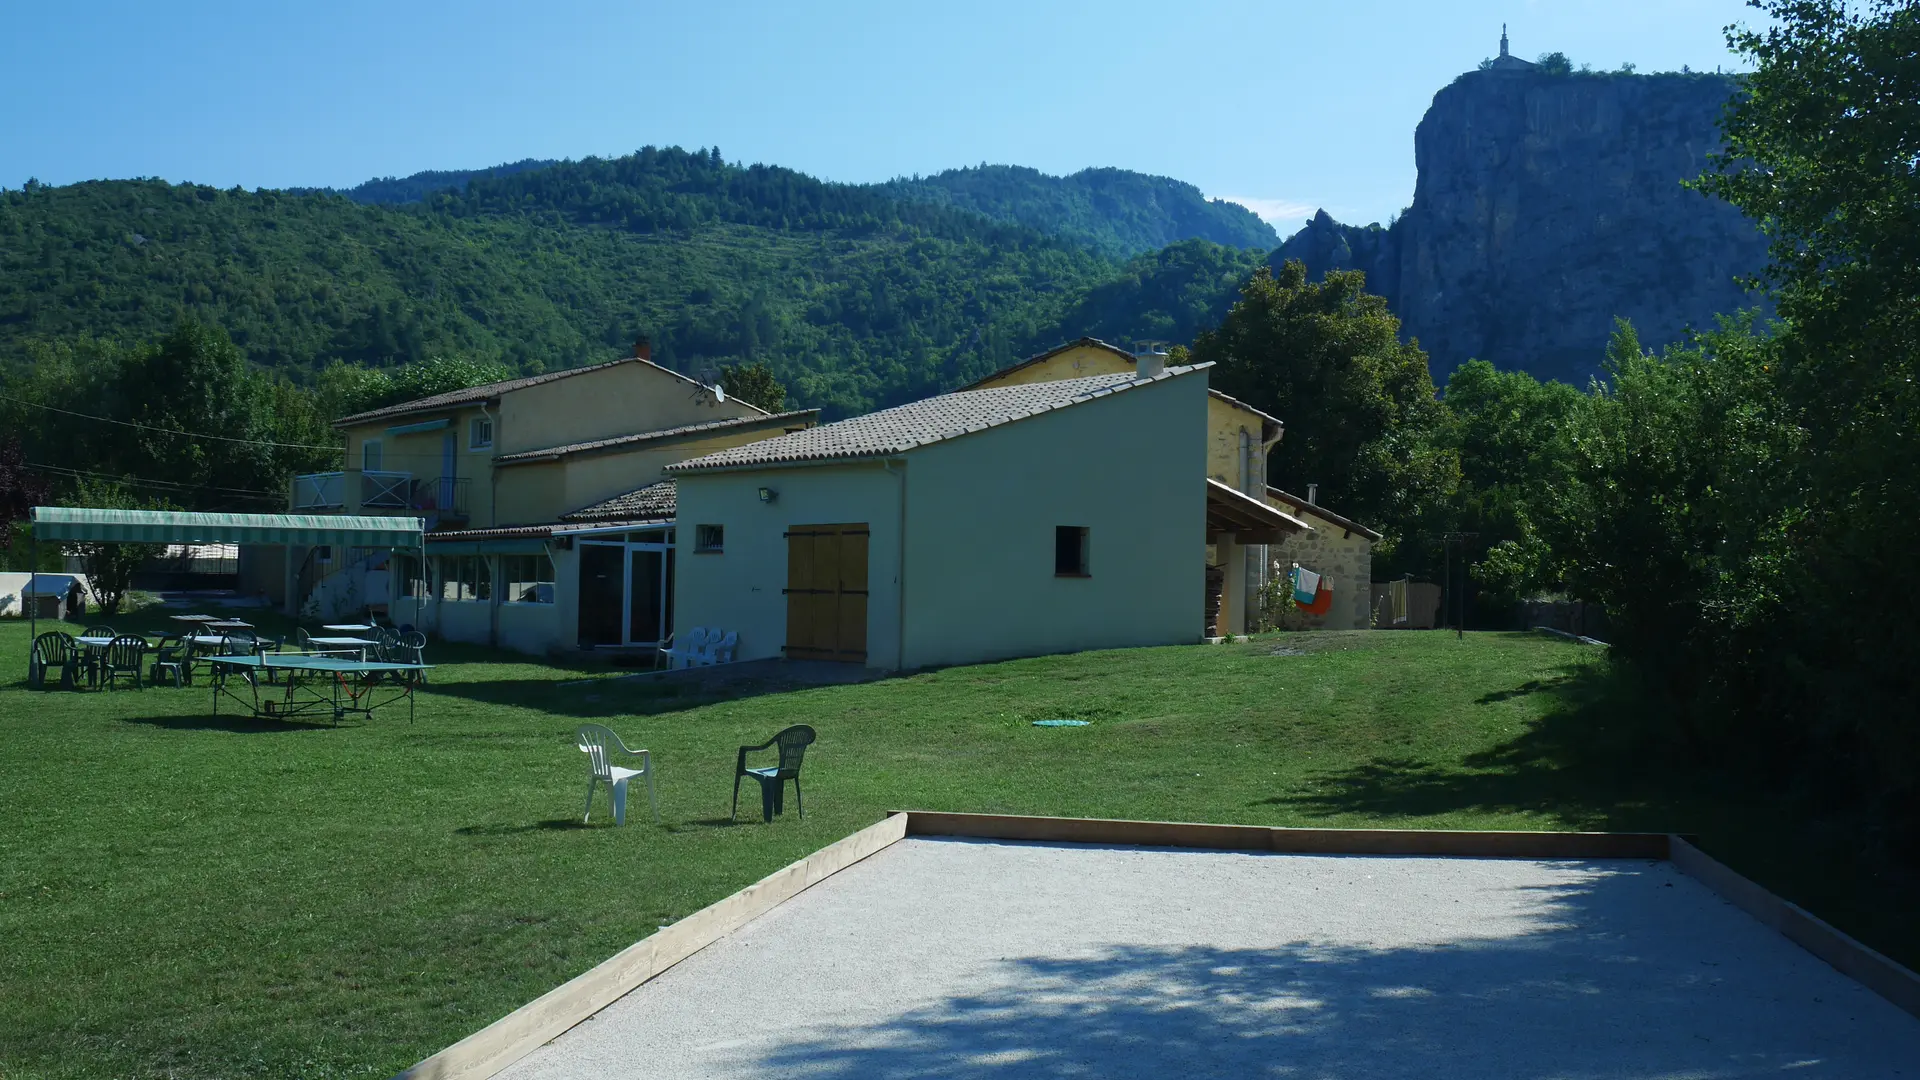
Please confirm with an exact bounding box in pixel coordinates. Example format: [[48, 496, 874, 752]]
[[1536, 51, 1573, 75], [719, 361, 789, 413], [1188, 261, 1456, 562], [1440, 359, 1584, 607], [0, 435, 50, 564], [67, 478, 172, 616], [1686, 0, 1920, 847]]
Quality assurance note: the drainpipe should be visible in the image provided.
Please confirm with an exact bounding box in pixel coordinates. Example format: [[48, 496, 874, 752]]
[[882, 459, 908, 670], [480, 401, 499, 529], [1240, 430, 1261, 630], [481, 402, 501, 647]]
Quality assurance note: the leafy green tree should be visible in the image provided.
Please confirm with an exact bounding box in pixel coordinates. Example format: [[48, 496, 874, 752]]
[[1536, 51, 1573, 75], [1546, 316, 1795, 745], [719, 361, 789, 413], [1189, 261, 1457, 562], [1686, 0, 1920, 844], [67, 478, 173, 615], [1440, 359, 1585, 607], [0, 435, 49, 562]]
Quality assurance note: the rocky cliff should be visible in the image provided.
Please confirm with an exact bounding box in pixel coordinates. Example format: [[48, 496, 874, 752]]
[[1276, 69, 1769, 384]]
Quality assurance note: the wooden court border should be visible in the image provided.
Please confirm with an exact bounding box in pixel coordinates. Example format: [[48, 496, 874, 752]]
[[394, 811, 1920, 1079]]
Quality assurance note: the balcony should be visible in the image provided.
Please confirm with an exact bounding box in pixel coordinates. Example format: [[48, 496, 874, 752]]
[[413, 476, 470, 521], [292, 470, 413, 511], [290, 471, 467, 520]]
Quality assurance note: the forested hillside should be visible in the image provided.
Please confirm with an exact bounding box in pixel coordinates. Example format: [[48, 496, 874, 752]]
[[4, 149, 1238, 417], [293, 158, 559, 205], [874, 165, 1277, 258]]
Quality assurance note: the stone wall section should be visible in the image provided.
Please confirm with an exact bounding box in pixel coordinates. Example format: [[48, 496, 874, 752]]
[[1268, 511, 1372, 631]]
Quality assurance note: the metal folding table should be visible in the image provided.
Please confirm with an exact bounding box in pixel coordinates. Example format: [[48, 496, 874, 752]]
[[207, 654, 431, 724]]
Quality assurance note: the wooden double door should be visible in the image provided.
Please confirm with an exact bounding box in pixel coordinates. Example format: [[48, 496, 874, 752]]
[[784, 523, 869, 662]]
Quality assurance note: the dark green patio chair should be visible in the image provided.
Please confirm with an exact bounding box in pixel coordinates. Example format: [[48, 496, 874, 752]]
[[28, 631, 80, 690], [731, 725, 816, 823], [100, 635, 148, 691], [149, 634, 192, 687]]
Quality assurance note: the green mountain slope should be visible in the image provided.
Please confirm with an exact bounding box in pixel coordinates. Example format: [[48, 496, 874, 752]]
[[1, 152, 1168, 416], [872, 165, 1278, 258], [294, 158, 560, 205]]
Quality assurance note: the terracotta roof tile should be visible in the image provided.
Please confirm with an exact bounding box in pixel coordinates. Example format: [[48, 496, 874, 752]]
[[494, 411, 816, 465], [333, 356, 762, 428], [668, 364, 1210, 474], [560, 480, 677, 523]]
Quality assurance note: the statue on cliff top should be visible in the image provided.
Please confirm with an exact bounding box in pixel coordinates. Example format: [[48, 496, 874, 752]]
[[1484, 24, 1537, 72]]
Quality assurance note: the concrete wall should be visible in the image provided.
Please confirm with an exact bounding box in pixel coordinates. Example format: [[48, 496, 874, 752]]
[[977, 343, 1129, 387], [438, 599, 491, 645], [497, 360, 760, 456], [974, 344, 1271, 494], [493, 425, 811, 526], [673, 372, 1208, 671], [1267, 506, 1374, 631], [673, 463, 904, 668], [901, 370, 1208, 667], [498, 601, 562, 655]]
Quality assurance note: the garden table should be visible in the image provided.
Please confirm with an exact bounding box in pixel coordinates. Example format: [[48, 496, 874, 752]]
[[207, 654, 430, 724], [321, 623, 377, 633], [308, 636, 379, 660]]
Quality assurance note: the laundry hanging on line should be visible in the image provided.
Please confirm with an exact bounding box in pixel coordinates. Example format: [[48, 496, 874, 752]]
[[1292, 565, 1321, 606]]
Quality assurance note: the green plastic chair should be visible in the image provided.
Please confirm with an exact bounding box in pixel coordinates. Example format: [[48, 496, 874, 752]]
[[732, 725, 816, 823], [28, 631, 80, 690], [100, 635, 148, 691], [149, 634, 192, 687]]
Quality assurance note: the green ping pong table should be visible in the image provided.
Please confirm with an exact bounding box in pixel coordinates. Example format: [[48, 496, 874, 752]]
[[207, 654, 431, 725]]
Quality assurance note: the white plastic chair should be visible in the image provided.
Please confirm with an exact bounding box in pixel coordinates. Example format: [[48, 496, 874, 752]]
[[658, 627, 709, 670], [708, 630, 739, 665], [577, 724, 658, 825]]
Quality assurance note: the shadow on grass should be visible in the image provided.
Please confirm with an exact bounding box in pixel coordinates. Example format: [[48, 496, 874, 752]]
[[1266, 660, 1675, 832], [116, 712, 336, 733], [422, 660, 895, 719], [455, 820, 596, 836], [745, 862, 1912, 1078]]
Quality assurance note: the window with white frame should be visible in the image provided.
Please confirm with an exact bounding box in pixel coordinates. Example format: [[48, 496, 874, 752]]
[[397, 554, 427, 601], [362, 439, 382, 472], [469, 416, 494, 450], [437, 555, 491, 601], [695, 524, 724, 553], [501, 553, 555, 604]]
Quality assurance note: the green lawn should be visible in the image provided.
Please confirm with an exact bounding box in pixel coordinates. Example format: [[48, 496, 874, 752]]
[[1, 614, 1914, 1079]]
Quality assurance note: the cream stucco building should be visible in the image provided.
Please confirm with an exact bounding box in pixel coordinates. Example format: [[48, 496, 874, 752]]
[[666, 360, 1296, 669], [963, 337, 1373, 635], [285, 348, 815, 654]]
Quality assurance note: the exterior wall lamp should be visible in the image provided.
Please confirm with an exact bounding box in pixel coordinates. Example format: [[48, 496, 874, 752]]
[[758, 487, 777, 504]]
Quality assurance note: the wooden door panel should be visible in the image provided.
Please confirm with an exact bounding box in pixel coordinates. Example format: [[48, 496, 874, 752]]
[[785, 523, 870, 661]]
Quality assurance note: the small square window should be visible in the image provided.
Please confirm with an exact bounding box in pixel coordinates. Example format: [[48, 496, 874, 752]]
[[695, 524, 724, 553], [1055, 526, 1089, 577], [469, 417, 494, 449]]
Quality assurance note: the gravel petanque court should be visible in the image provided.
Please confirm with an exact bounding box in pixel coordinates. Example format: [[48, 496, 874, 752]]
[[499, 837, 1920, 1079]]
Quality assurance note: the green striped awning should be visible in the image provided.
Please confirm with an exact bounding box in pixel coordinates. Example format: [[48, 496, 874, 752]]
[[29, 507, 424, 548]]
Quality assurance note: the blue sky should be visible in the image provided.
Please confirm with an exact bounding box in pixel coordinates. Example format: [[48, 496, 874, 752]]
[[1, 0, 1760, 234]]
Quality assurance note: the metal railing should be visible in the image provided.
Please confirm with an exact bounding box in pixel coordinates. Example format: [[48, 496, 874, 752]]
[[293, 472, 345, 510], [410, 476, 470, 519], [361, 470, 412, 509]]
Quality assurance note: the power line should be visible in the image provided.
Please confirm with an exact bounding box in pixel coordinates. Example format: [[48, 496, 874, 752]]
[[0, 392, 344, 452], [24, 461, 286, 500]]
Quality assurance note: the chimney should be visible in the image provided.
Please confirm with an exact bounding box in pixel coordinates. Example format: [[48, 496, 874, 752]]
[[632, 337, 652, 363], [1307, 483, 1319, 505], [1134, 346, 1167, 380]]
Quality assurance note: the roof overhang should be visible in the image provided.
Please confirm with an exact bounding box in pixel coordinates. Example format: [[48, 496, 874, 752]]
[[385, 418, 451, 437], [1206, 480, 1312, 544], [29, 507, 424, 548]]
